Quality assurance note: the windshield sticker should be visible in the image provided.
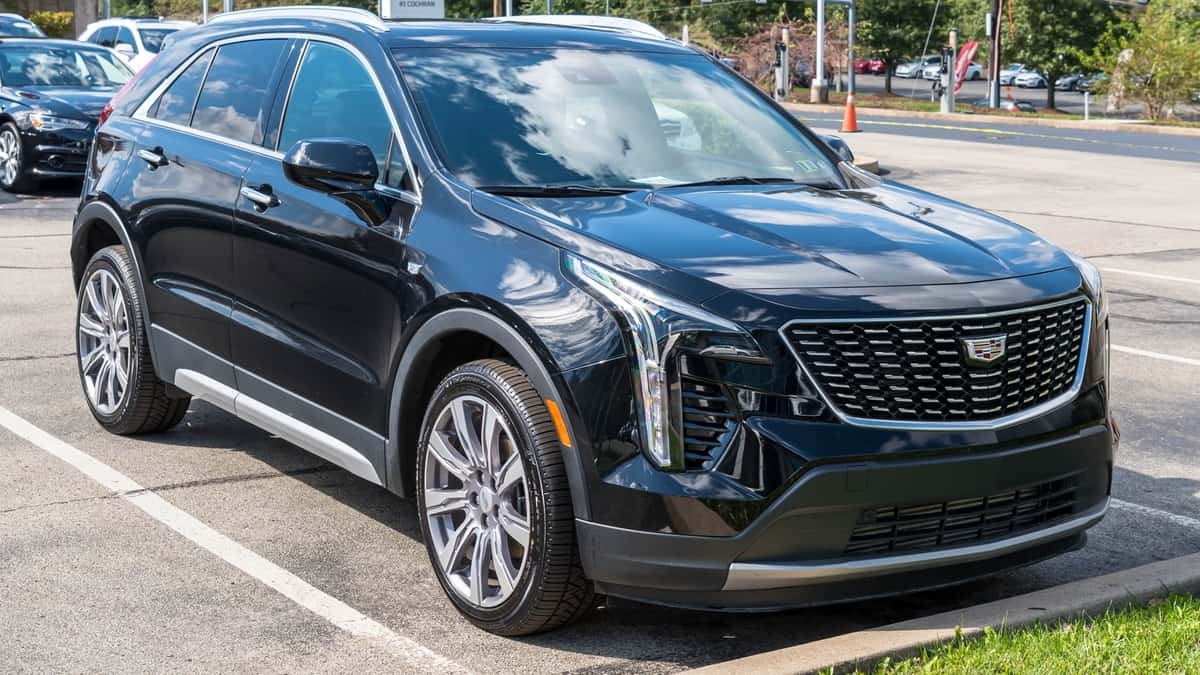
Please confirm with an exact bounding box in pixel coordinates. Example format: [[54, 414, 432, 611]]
[[796, 159, 821, 174]]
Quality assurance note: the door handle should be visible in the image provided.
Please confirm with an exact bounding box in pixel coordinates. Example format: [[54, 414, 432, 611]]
[[240, 184, 280, 210], [136, 147, 167, 168]]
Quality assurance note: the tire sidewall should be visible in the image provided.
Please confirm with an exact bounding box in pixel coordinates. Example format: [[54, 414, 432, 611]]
[[416, 366, 550, 625], [0, 122, 24, 192], [76, 247, 145, 427]]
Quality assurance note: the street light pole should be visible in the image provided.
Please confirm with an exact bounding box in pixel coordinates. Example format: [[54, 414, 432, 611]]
[[811, 0, 827, 103], [847, 0, 856, 100], [988, 0, 1001, 108]]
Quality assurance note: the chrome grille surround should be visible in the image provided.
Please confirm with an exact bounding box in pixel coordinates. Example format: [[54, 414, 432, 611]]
[[778, 296, 1092, 431]]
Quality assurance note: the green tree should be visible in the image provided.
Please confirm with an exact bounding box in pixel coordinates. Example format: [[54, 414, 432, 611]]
[[858, 0, 946, 94], [1007, 0, 1115, 109], [1088, 0, 1200, 120]]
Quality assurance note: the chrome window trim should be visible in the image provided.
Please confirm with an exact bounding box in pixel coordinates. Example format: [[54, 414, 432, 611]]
[[778, 295, 1093, 432], [722, 499, 1108, 590], [131, 32, 421, 206]]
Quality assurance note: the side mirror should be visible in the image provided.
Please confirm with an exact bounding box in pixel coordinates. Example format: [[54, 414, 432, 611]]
[[282, 138, 379, 193], [820, 134, 855, 163], [114, 43, 136, 57], [283, 138, 387, 225]]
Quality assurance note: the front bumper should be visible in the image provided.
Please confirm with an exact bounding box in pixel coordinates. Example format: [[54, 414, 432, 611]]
[[20, 127, 92, 178], [576, 422, 1112, 610]]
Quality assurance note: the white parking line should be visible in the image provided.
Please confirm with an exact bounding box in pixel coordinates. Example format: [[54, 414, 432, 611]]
[[1112, 344, 1200, 367], [0, 405, 470, 674], [1097, 267, 1200, 286], [1111, 498, 1200, 533]]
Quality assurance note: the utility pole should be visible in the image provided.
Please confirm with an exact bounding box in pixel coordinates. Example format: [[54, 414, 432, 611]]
[[988, 0, 1001, 108], [811, 0, 827, 103], [223, 0, 233, 13], [74, 0, 97, 37], [847, 0, 856, 100]]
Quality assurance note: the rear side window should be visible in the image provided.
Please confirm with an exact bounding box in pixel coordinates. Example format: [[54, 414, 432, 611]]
[[191, 39, 286, 144], [151, 49, 213, 126], [116, 27, 136, 50], [277, 41, 409, 189], [91, 26, 117, 47]]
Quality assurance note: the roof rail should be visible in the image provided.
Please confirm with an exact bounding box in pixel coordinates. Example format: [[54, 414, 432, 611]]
[[207, 5, 386, 30]]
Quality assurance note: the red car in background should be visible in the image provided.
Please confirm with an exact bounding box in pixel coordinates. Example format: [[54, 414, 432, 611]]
[[855, 57, 886, 75]]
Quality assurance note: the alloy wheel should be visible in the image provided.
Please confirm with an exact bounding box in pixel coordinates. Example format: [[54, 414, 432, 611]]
[[78, 268, 132, 416], [0, 128, 20, 187], [423, 394, 531, 609]]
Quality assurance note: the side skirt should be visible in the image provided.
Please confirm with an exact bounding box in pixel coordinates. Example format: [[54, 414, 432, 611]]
[[151, 324, 385, 486]]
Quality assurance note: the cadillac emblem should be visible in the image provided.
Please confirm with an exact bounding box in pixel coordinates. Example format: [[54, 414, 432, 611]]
[[961, 335, 1007, 366]]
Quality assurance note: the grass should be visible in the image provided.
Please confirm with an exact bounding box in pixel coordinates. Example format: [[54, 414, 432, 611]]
[[837, 595, 1200, 675]]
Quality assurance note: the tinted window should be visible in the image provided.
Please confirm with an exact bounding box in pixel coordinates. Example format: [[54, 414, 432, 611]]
[[279, 42, 407, 188], [138, 28, 177, 54], [152, 49, 213, 126], [116, 27, 136, 49], [191, 39, 285, 144], [92, 26, 116, 47]]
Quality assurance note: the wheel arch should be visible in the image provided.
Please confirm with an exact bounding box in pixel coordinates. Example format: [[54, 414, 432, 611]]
[[72, 200, 159, 366], [386, 305, 591, 521]]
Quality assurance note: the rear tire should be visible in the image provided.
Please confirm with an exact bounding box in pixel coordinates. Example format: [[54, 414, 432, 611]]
[[76, 245, 191, 435], [417, 359, 596, 636]]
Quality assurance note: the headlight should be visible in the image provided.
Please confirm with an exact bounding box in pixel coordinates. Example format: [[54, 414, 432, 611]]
[[564, 253, 764, 469], [1068, 252, 1106, 318], [20, 112, 90, 131]]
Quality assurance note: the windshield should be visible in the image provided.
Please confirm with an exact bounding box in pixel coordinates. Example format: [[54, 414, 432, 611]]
[[394, 48, 841, 190], [1006, 63, 1023, 70], [138, 27, 178, 53], [0, 19, 45, 37], [0, 45, 132, 88]]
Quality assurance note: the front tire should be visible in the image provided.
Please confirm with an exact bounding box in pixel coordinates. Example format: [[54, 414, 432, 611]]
[[0, 122, 37, 193], [417, 359, 595, 636], [76, 245, 191, 434]]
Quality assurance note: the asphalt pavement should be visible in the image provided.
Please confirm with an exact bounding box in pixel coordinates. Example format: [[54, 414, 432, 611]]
[[2, 126, 1198, 673]]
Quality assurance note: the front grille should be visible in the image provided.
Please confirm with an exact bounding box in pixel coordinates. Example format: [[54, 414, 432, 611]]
[[845, 474, 1080, 556], [679, 373, 736, 470], [782, 298, 1089, 424]]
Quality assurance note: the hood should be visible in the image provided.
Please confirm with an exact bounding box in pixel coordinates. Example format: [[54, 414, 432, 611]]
[[487, 182, 1072, 292], [5, 86, 115, 121]]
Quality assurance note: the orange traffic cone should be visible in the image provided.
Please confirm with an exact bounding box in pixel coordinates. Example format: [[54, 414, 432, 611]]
[[841, 94, 860, 133]]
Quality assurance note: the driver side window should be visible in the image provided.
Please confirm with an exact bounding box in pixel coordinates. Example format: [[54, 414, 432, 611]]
[[278, 41, 412, 191]]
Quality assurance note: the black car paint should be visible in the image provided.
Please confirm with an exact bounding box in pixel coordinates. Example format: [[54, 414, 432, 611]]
[[73, 18, 1114, 609], [0, 40, 126, 179]]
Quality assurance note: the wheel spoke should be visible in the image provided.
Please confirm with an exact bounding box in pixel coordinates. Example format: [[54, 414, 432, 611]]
[[95, 359, 111, 405], [489, 526, 517, 595], [481, 405, 501, 476], [469, 529, 489, 605], [451, 398, 484, 468], [116, 330, 130, 349], [85, 279, 107, 321], [499, 502, 530, 549], [437, 519, 476, 573], [496, 452, 524, 495], [81, 344, 104, 374], [427, 432, 471, 481], [104, 357, 117, 406], [424, 486, 470, 517], [78, 313, 106, 339], [114, 355, 129, 389]]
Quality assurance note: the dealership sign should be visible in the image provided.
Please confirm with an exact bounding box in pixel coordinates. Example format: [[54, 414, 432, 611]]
[[380, 0, 445, 19]]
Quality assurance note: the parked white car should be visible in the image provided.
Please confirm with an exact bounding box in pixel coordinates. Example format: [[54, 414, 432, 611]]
[[921, 61, 983, 81], [78, 17, 195, 72], [895, 55, 940, 79], [998, 63, 1028, 86], [1014, 71, 1047, 88]]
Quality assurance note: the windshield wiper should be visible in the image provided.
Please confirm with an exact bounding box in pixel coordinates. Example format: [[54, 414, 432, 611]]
[[478, 184, 635, 197], [659, 176, 800, 189]]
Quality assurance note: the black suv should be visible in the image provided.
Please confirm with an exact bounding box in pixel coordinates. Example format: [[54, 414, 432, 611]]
[[71, 8, 1114, 636]]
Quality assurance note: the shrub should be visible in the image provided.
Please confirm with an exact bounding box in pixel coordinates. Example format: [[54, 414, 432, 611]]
[[29, 10, 73, 38]]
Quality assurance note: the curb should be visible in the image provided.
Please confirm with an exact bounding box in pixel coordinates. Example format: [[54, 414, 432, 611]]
[[783, 102, 1200, 138], [683, 551, 1200, 675]]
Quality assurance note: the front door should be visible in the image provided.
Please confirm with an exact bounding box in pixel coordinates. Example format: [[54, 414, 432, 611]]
[[230, 40, 418, 470]]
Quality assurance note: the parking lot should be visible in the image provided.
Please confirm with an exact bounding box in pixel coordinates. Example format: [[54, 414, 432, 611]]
[[2, 126, 1199, 672]]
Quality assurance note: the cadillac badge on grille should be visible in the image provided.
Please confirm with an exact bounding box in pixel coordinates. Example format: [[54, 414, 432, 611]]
[[961, 335, 1008, 366]]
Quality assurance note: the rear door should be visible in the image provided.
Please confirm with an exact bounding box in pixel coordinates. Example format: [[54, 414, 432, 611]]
[[230, 39, 418, 461], [126, 38, 290, 388]]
